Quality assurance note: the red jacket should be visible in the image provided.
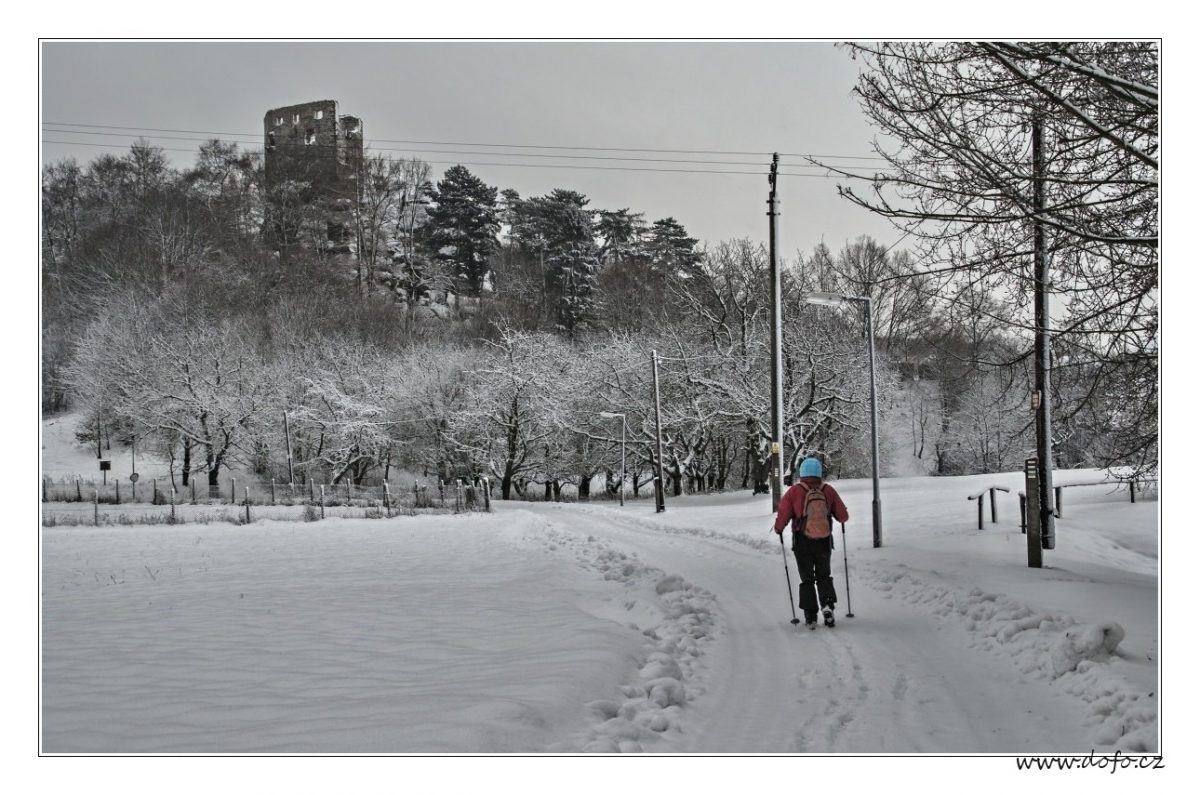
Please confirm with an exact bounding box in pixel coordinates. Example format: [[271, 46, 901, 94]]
[[773, 477, 849, 533]]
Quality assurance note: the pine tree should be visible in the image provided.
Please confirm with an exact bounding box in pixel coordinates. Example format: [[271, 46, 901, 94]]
[[424, 165, 500, 297], [647, 217, 702, 278]]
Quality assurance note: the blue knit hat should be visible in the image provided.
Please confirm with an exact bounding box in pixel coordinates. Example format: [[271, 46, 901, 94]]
[[796, 457, 823, 479]]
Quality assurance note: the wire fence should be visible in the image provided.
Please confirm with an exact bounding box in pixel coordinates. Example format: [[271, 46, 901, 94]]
[[41, 475, 492, 527]]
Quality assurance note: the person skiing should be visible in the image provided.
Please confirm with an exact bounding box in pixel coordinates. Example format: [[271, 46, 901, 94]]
[[773, 456, 849, 628]]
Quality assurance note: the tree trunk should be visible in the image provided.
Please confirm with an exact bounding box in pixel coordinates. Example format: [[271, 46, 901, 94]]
[[181, 442, 191, 487], [578, 473, 591, 500]]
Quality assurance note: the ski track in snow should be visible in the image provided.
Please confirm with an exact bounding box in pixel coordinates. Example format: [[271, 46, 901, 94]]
[[520, 501, 1156, 753], [522, 519, 720, 753]]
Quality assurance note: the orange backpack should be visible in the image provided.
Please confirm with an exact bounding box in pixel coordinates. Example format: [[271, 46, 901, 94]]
[[800, 483, 832, 540]]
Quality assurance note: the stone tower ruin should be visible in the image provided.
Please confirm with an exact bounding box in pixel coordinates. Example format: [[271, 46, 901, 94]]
[[263, 99, 363, 256]]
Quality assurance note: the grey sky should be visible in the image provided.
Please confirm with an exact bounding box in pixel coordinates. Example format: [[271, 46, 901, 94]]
[[41, 41, 898, 255]]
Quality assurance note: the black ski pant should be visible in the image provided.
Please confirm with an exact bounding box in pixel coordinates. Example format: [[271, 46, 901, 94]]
[[792, 534, 836, 620]]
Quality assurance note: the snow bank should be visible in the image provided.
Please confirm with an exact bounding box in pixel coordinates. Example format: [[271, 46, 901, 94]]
[[524, 523, 719, 753], [860, 563, 1156, 752]]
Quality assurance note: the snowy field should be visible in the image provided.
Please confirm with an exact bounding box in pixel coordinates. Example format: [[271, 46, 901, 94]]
[[41, 459, 1159, 755]]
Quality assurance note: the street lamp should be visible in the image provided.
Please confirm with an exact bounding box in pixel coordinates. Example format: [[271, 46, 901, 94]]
[[599, 412, 626, 507], [803, 291, 883, 548]]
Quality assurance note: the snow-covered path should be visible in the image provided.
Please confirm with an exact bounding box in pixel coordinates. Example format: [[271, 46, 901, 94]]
[[520, 501, 1091, 753]]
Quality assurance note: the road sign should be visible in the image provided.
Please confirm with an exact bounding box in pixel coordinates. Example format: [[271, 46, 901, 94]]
[[130, 472, 140, 483], [99, 460, 111, 471]]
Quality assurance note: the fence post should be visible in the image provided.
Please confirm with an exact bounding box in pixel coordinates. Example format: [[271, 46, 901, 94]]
[[171, 487, 177, 524], [116, 479, 121, 505], [309, 478, 315, 502], [384, 482, 391, 518], [320, 485, 326, 519], [76, 478, 82, 502], [1130, 481, 1137, 504], [483, 477, 491, 512], [271, 479, 276, 506], [456, 480, 464, 512], [131, 477, 136, 504], [347, 479, 352, 504], [1019, 493, 1027, 534], [229, 477, 235, 506], [42, 477, 48, 503], [1054, 485, 1063, 517], [989, 488, 998, 524], [190, 479, 196, 505], [439, 480, 445, 506], [977, 495, 984, 530], [152, 478, 158, 506], [244, 487, 251, 524], [290, 480, 296, 502], [94, 490, 99, 526]]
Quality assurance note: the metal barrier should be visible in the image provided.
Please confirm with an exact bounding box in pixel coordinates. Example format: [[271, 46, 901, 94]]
[[1052, 478, 1159, 517], [967, 485, 1011, 530]]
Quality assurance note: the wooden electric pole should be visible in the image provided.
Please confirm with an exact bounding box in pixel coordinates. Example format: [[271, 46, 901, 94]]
[[768, 152, 784, 512], [1032, 116, 1056, 552], [651, 350, 666, 513]]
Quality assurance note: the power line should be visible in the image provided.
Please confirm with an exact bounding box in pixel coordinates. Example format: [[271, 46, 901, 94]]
[[44, 126, 876, 172], [43, 119, 894, 162], [42, 139, 871, 179]]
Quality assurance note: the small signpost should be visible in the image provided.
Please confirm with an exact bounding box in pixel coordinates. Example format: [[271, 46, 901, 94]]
[[1024, 457, 1042, 569], [130, 471, 139, 503], [99, 459, 111, 484]]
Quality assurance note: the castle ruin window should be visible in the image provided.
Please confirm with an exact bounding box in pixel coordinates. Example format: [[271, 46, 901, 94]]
[[315, 110, 324, 120], [305, 129, 316, 145], [275, 116, 283, 126], [293, 113, 300, 124]]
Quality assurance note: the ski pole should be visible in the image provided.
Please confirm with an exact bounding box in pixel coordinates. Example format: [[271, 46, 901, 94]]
[[777, 529, 801, 625], [840, 521, 854, 618]]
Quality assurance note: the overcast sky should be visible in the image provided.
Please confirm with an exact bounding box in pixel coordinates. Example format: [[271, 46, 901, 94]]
[[41, 41, 899, 255]]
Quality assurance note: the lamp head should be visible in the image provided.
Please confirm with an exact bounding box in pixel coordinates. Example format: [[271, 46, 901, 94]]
[[804, 292, 846, 307]]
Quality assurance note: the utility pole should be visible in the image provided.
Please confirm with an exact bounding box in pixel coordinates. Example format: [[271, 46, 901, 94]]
[[767, 152, 784, 512], [1032, 116, 1056, 551], [651, 350, 666, 513]]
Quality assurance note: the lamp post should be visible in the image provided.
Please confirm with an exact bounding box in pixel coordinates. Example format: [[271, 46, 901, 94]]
[[804, 292, 883, 548], [599, 412, 626, 507]]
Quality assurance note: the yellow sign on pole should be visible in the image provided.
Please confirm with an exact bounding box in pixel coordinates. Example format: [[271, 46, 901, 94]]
[[771, 442, 780, 454]]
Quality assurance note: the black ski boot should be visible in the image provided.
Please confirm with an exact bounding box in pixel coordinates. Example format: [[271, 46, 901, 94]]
[[805, 612, 818, 630], [822, 606, 836, 628]]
